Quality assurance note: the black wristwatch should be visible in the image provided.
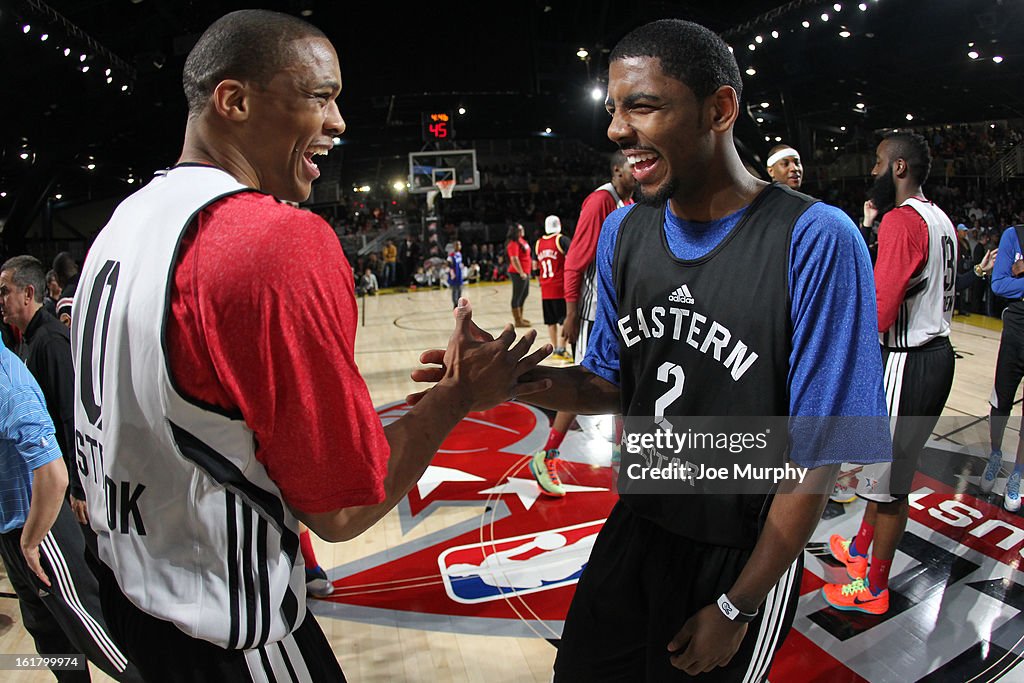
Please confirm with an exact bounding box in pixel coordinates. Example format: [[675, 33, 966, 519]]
[[717, 593, 758, 623]]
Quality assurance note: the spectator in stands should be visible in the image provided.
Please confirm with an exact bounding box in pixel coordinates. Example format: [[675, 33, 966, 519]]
[[357, 268, 378, 296], [381, 238, 397, 288]]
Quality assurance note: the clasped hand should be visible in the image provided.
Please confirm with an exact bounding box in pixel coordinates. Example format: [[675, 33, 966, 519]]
[[407, 298, 551, 410]]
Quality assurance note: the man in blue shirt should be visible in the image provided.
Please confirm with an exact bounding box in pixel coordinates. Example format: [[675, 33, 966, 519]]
[[980, 225, 1024, 510], [0, 344, 139, 681]]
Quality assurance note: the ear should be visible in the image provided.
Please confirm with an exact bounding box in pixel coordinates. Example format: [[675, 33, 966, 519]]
[[707, 85, 740, 133], [23, 283, 36, 303], [210, 79, 251, 122], [893, 158, 909, 179]]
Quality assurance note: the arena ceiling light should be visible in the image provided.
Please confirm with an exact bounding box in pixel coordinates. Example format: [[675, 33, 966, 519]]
[[22, 24, 30, 33], [993, 55, 1004, 63], [839, 29, 851, 38], [746, 67, 756, 76], [968, 50, 979, 59], [458, 106, 466, 114], [590, 87, 603, 101], [859, 2, 867, 9], [820, 13, 829, 21], [801, 20, 810, 28], [771, 30, 779, 38], [905, 113, 914, 121]]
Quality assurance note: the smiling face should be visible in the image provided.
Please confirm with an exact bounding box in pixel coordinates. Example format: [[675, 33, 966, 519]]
[[768, 155, 802, 189], [241, 36, 344, 202], [606, 56, 714, 207]]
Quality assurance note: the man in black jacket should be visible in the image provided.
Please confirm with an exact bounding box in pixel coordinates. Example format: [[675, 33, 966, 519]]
[[0, 255, 86, 524]]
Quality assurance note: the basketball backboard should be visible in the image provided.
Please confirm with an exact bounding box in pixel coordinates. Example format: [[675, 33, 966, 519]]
[[408, 149, 479, 194]]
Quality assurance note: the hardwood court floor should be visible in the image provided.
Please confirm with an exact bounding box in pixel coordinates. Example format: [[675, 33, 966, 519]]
[[0, 282, 1016, 682]]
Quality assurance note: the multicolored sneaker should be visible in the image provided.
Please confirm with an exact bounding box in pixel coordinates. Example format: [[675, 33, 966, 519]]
[[305, 566, 335, 598], [1005, 470, 1021, 513], [822, 577, 889, 615], [529, 449, 566, 497], [829, 534, 868, 580], [981, 450, 1003, 494], [829, 479, 857, 504]]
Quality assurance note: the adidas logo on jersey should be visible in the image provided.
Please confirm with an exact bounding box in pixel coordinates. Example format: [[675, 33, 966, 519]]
[[668, 284, 694, 305]]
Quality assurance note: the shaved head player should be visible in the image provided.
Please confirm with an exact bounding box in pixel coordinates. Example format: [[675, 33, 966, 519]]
[[71, 10, 548, 681]]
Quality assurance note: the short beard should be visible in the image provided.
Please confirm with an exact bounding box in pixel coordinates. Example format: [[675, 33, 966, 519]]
[[868, 166, 897, 214], [638, 176, 680, 207]]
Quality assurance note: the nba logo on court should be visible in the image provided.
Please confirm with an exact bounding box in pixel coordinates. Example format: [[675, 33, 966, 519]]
[[438, 520, 604, 604]]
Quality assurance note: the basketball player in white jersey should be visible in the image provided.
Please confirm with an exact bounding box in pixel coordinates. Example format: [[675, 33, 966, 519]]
[[824, 132, 957, 615], [70, 10, 549, 681]]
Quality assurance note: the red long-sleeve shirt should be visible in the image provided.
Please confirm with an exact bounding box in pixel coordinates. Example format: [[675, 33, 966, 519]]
[[564, 188, 621, 303], [166, 193, 388, 514], [874, 205, 929, 332]]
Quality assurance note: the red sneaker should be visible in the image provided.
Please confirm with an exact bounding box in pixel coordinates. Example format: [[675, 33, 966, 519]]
[[829, 534, 868, 580]]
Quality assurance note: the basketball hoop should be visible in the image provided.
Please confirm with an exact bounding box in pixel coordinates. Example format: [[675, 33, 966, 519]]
[[435, 178, 455, 199]]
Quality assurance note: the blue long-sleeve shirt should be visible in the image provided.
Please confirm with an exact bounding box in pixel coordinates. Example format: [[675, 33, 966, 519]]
[[582, 199, 891, 467], [0, 344, 63, 532], [991, 227, 1024, 300]]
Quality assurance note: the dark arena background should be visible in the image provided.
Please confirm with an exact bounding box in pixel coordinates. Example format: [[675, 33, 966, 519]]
[[1, 1, 1024, 681]]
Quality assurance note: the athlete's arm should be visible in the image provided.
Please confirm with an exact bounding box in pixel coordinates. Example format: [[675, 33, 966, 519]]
[[5, 382, 67, 586], [299, 304, 551, 542], [564, 191, 616, 304], [170, 199, 548, 543], [874, 207, 929, 331], [514, 364, 619, 414], [992, 227, 1024, 299], [668, 469, 836, 675], [21, 457, 68, 586], [564, 192, 617, 343]]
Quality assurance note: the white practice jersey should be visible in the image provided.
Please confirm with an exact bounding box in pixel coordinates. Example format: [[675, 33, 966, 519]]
[[578, 182, 628, 322], [72, 166, 306, 649], [880, 196, 957, 349]]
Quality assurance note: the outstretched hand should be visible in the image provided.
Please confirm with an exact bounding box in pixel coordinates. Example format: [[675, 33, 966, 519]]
[[407, 298, 552, 408]]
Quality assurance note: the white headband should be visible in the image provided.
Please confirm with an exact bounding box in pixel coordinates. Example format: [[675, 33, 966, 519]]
[[766, 148, 800, 167]]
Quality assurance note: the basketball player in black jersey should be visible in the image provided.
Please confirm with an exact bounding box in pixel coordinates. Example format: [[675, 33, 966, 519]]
[[414, 19, 889, 682]]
